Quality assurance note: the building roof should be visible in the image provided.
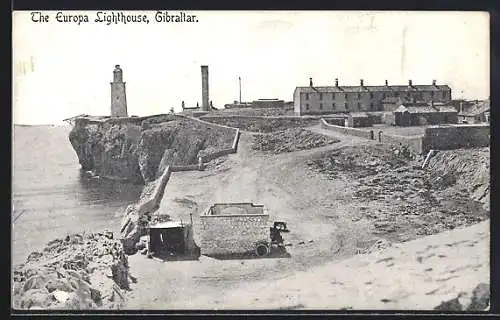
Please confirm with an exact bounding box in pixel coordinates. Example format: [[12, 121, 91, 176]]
[[295, 84, 451, 94], [458, 100, 490, 117], [395, 104, 457, 114], [149, 221, 185, 229]]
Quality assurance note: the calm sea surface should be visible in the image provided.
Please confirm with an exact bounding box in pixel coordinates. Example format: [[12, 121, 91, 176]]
[[12, 125, 143, 265]]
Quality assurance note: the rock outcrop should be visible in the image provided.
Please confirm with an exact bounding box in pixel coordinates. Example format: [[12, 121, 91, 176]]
[[13, 232, 131, 310], [307, 145, 490, 241], [426, 148, 490, 210], [251, 128, 340, 153], [68, 115, 236, 183]]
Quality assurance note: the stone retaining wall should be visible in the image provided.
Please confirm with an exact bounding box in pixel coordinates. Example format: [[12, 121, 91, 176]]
[[320, 119, 374, 139], [423, 124, 489, 151], [378, 133, 425, 154]]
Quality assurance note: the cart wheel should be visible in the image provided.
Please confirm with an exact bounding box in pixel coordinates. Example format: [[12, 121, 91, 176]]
[[256, 243, 269, 257]]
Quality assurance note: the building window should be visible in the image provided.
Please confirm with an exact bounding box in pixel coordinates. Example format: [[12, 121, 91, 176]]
[[319, 93, 323, 100], [370, 102, 375, 111], [394, 92, 399, 98], [344, 93, 348, 99], [306, 104, 309, 110], [369, 92, 374, 99], [332, 93, 336, 99], [332, 103, 335, 109], [344, 102, 348, 109], [319, 103, 323, 110], [357, 102, 361, 109], [357, 93, 361, 100], [305, 93, 309, 100], [431, 91, 434, 98], [382, 93, 386, 99]]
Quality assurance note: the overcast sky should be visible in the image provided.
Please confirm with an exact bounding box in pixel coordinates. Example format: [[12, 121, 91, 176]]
[[13, 11, 489, 125]]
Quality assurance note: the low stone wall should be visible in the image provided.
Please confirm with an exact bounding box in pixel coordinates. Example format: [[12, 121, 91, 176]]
[[320, 119, 374, 139], [376, 124, 489, 155], [423, 124, 490, 152], [135, 166, 174, 216], [378, 133, 425, 154], [367, 113, 384, 125], [170, 164, 202, 172], [202, 115, 340, 120], [323, 118, 345, 126], [198, 214, 270, 256], [180, 115, 241, 164]]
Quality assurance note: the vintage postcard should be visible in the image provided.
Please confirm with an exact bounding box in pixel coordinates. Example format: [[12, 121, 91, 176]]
[[12, 10, 490, 311]]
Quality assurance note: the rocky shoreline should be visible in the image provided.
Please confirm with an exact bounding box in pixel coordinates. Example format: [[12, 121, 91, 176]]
[[12, 168, 167, 310], [13, 114, 239, 310], [12, 231, 131, 310]]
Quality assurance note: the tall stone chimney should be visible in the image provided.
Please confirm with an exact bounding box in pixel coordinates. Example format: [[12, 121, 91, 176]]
[[385, 80, 389, 86], [360, 79, 364, 87], [201, 65, 209, 112], [335, 78, 339, 87], [432, 79, 437, 86], [309, 78, 313, 87], [110, 65, 128, 117], [408, 79, 413, 87]]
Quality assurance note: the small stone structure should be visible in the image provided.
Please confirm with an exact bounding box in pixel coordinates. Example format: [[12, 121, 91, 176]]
[[198, 203, 270, 257], [394, 103, 458, 126], [344, 113, 373, 128], [458, 100, 490, 124], [148, 220, 198, 257]]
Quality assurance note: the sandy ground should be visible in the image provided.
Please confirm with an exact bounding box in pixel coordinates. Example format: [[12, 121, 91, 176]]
[[124, 125, 488, 310], [182, 220, 489, 310]]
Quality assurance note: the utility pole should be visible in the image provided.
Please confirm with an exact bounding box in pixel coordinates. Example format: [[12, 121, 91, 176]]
[[239, 76, 242, 104]]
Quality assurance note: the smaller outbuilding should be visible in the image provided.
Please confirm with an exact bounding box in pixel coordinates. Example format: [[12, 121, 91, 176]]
[[344, 113, 373, 128], [394, 103, 458, 127], [458, 100, 490, 124], [148, 220, 198, 258]]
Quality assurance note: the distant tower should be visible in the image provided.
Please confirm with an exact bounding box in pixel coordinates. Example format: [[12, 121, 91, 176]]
[[110, 65, 128, 117], [201, 65, 209, 112]]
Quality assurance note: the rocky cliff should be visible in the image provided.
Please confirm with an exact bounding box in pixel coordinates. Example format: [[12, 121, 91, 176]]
[[68, 115, 236, 183]]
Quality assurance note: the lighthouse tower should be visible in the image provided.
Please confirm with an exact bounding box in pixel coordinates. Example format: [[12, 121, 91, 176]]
[[110, 65, 128, 117]]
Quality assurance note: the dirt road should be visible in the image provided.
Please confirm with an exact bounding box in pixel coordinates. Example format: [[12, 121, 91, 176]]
[[124, 127, 488, 310], [125, 129, 382, 308]]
